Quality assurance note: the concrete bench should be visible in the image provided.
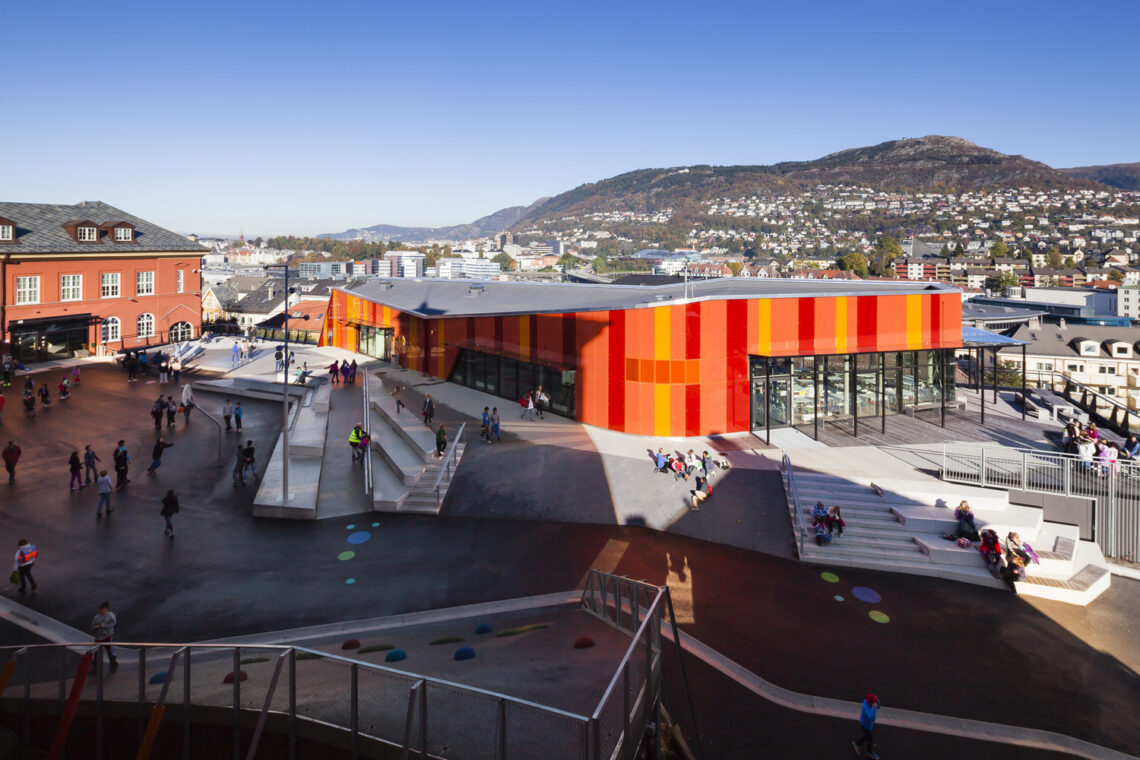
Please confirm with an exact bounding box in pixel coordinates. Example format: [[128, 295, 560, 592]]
[[891, 503, 1043, 540], [253, 433, 320, 520], [913, 535, 987, 567], [311, 382, 332, 414], [289, 403, 329, 457]]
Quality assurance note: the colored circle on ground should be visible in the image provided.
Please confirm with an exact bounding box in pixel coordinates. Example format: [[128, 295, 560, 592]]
[[338, 551, 355, 561], [371, 522, 379, 528], [346, 524, 355, 530], [869, 610, 890, 624], [347, 531, 371, 545], [820, 572, 839, 583], [852, 586, 882, 604], [345, 578, 356, 585], [833, 595, 845, 602]]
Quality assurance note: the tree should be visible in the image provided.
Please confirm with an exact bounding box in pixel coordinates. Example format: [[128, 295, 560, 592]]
[[994, 271, 1019, 290], [557, 253, 578, 270], [875, 236, 903, 259], [592, 254, 607, 274], [989, 241, 1009, 259], [940, 244, 953, 260], [726, 261, 743, 276], [953, 242, 965, 256], [1064, 257, 1076, 268], [492, 252, 515, 272], [837, 253, 870, 277], [1108, 269, 1124, 282], [1045, 248, 1064, 269]]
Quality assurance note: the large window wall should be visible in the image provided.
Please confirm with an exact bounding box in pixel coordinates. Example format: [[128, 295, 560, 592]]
[[449, 348, 576, 418], [751, 349, 956, 431]]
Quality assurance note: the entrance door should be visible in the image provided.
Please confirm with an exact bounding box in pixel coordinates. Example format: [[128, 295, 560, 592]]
[[768, 377, 790, 427]]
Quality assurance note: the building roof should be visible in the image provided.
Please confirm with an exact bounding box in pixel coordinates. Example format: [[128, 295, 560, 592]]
[[998, 323, 1140, 357], [961, 303, 1047, 323], [341, 277, 958, 319], [258, 299, 328, 331], [0, 201, 205, 254]]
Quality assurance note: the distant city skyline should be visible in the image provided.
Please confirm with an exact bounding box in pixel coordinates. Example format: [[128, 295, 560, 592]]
[[2, 0, 1137, 237]]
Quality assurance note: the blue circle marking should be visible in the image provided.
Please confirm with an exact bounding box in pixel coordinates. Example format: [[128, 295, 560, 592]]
[[345, 578, 356, 585], [852, 586, 881, 604], [347, 531, 371, 545]]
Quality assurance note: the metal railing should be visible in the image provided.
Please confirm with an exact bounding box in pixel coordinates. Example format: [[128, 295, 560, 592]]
[[432, 422, 466, 510], [362, 372, 373, 496], [780, 453, 807, 557], [941, 443, 1140, 562], [0, 640, 595, 760]]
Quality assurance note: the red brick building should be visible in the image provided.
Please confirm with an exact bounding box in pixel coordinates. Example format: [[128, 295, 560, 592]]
[[0, 201, 205, 362]]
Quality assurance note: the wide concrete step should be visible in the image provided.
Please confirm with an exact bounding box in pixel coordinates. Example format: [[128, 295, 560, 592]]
[[792, 474, 1010, 510], [890, 503, 1043, 540], [1018, 540, 1112, 604], [368, 408, 426, 486], [371, 451, 409, 512], [253, 433, 319, 520], [802, 539, 925, 561], [367, 376, 435, 462], [802, 552, 1010, 591]]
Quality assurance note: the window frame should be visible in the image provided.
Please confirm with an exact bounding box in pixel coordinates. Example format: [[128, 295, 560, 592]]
[[101, 316, 120, 343], [113, 227, 133, 242], [15, 275, 40, 305], [60, 274, 83, 302], [0, 224, 13, 241], [136, 271, 155, 296], [137, 312, 155, 339], [77, 226, 98, 242], [100, 272, 121, 299], [176, 269, 184, 294]]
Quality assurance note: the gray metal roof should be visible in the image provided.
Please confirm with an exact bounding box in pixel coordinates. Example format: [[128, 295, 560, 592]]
[[997, 323, 1140, 358], [342, 277, 958, 318], [0, 201, 206, 254]]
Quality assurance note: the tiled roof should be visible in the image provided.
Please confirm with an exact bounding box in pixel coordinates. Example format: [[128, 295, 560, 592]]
[[0, 201, 205, 254]]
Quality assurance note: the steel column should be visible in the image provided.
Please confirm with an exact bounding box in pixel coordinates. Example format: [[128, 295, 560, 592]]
[[813, 356, 820, 441], [880, 353, 886, 435], [1021, 345, 1027, 421], [764, 360, 770, 445]]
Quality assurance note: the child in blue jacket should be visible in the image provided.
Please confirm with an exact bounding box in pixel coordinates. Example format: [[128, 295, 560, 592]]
[[853, 693, 880, 758]]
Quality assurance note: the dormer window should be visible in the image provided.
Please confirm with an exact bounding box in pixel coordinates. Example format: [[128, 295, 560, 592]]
[[113, 227, 133, 242], [77, 226, 98, 242], [1080, 342, 1099, 355], [0, 217, 15, 243], [1113, 344, 1131, 357]]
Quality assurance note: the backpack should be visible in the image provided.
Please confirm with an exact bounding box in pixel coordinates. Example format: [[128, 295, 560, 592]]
[[520, 397, 528, 408]]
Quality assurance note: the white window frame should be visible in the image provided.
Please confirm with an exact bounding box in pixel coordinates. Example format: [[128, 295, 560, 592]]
[[0, 225, 12, 241], [101, 316, 120, 343], [170, 321, 193, 342], [60, 274, 82, 302], [77, 226, 98, 242], [1081, 343, 1098, 355], [15, 276, 40, 304], [113, 227, 133, 242], [1114, 345, 1129, 356], [137, 313, 155, 338], [101, 272, 120, 298], [136, 271, 155, 296], [177, 270, 184, 294]]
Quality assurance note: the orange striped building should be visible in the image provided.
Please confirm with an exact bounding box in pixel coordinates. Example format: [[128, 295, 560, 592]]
[[320, 279, 962, 437]]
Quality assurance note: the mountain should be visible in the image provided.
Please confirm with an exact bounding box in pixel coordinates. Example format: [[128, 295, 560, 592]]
[[516, 136, 1104, 227], [1058, 162, 1140, 191], [321, 198, 548, 243]]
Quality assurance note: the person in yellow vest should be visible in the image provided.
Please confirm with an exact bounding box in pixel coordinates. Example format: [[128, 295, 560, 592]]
[[12, 539, 37, 594], [348, 424, 365, 461]]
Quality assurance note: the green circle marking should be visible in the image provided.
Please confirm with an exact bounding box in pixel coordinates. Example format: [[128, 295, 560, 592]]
[[833, 595, 845, 602], [869, 610, 890, 624], [338, 551, 356, 561], [820, 572, 840, 583]]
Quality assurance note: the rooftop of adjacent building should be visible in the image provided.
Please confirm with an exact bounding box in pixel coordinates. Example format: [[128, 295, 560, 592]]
[[0, 201, 205, 254], [342, 276, 957, 318]]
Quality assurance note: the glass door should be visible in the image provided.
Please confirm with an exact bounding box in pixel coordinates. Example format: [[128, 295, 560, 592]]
[[769, 377, 790, 427]]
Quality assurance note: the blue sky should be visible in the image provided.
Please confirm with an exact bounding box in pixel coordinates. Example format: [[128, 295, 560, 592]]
[[2, 0, 1137, 236]]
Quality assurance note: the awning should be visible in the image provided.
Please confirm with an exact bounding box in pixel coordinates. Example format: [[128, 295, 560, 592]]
[[7, 313, 96, 331]]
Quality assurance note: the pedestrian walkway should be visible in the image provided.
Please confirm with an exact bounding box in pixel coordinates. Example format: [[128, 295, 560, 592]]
[[315, 378, 369, 518]]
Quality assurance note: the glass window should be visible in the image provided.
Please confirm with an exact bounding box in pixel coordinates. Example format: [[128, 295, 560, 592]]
[[15, 276, 39, 304], [136, 271, 154, 296], [170, 321, 193, 342], [101, 273, 120, 298], [137, 313, 154, 338], [500, 358, 518, 403], [101, 317, 120, 343], [77, 226, 98, 242], [60, 274, 82, 301], [177, 270, 184, 293], [113, 227, 133, 242], [0, 225, 13, 241]]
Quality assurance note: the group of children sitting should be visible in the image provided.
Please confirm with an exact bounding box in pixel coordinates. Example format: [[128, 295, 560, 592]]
[[950, 501, 1040, 594], [810, 501, 845, 545], [653, 448, 727, 511], [1062, 421, 1139, 476]]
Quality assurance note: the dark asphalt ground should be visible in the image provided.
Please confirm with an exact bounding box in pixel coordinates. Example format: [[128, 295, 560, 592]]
[[0, 365, 1136, 758]]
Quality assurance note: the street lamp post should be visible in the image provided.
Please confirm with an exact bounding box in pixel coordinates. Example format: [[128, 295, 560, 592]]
[[267, 265, 292, 506]]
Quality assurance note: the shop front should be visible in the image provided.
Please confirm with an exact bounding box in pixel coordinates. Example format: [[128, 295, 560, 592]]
[[7, 314, 95, 363]]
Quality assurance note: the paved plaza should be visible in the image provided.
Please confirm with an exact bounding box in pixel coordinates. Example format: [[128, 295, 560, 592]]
[[0, 353, 1137, 758]]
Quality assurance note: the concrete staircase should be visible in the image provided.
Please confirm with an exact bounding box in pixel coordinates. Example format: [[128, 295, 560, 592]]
[[365, 375, 466, 515], [252, 382, 331, 520], [784, 469, 1112, 606]]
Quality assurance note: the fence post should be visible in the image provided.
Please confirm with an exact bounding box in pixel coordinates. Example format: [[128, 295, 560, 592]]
[[1106, 468, 1116, 559], [350, 664, 359, 760], [497, 697, 507, 760], [1063, 457, 1072, 497], [183, 647, 191, 760], [419, 681, 428, 760], [1021, 451, 1028, 492], [138, 648, 147, 753], [980, 448, 987, 487], [288, 649, 296, 760], [233, 648, 241, 760], [622, 661, 632, 760]]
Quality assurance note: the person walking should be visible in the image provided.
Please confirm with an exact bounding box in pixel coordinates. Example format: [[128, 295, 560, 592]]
[[91, 601, 118, 664], [181, 384, 195, 423], [348, 359, 358, 385], [327, 360, 340, 385], [348, 424, 364, 461], [274, 347, 284, 373], [68, 451, 83, 491], [165, 396, 177, 427], [535, 385, 548, 419], [234, 401, 243, 433], [12, 539, 37, 593], [170, 357, 182, 383], [95, 470, 113, 517], [435, 424, 447, 458], [491, 407, 501, 442], [231, 341, 240, 367], [232, 443, 247, 486], [242, 441, 259, 480], [158, 356, 169, 383], [480, 407, 491, 443], [852, 693, 880, 758], [3, 441, 21, 483], [521, 390, 535, 421], [22, 391, 34, 419], [160, 490, 179, 537], [112, 441, 130, 490], [84, 445, 101, 485], [422, 394, 435, 426], [222, 399, 233, 432], [146, 438, 173, 474], [38, 383, 51, 408], [150, 396, 165, 432]]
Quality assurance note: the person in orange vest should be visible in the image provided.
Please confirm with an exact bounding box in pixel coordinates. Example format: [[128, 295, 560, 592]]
[[12, 539, 37, 594]]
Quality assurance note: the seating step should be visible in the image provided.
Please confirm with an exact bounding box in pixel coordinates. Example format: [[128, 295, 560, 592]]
[[367, 376, 435, 462], [370, 447, 409, 511], [890, 504, 1043, 540], [367, 408, 426, 486]]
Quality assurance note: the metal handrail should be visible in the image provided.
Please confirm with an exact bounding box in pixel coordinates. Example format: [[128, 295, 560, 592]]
[[432, 422, 466, 509], [781, 453, 807, 557]]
